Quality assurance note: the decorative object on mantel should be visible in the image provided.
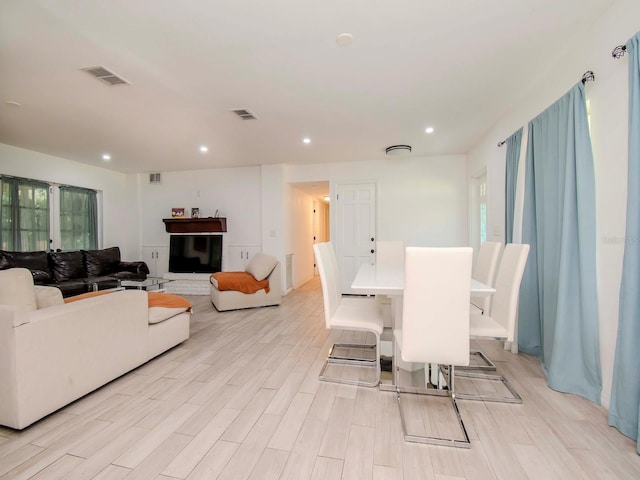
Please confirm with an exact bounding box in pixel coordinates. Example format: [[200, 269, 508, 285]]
[[171, 208, 185, 218], [191, 208, 199, 218], [163, 217, 227, 233]]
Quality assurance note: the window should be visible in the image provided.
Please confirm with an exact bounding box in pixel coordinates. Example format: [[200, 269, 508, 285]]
[[0, 175, 98, 252], [59, 186, 97, 250], [0, 176, 50, 251], [478, 173, 487, 244]]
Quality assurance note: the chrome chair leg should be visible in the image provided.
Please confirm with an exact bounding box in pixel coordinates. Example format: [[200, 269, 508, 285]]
[[319, 333, 381, 387], [394, 357, 470, 448], [454, 369, 522, 403], [456, 350, 497, 371], [327, 341, 377, 363]]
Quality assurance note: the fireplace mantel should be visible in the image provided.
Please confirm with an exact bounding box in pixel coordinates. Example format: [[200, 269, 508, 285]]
[[163, 217, 227, 233]]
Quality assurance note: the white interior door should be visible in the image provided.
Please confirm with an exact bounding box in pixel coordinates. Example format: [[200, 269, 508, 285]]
[[336, 182, 376, 294]]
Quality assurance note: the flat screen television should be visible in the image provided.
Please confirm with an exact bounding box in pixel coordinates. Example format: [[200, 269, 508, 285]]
[[169, 235, 223, 273]]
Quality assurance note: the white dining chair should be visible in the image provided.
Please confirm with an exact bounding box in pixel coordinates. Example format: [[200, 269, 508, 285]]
[[314, 242, 384, 387], [374, 241, 405, 327], [467, 241, 503, 370], [457, 243, 530, 403], [394, 247, 472, 448], [471, 241, 503, 314]]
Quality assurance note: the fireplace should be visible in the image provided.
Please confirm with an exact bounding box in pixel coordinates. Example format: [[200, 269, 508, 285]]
[[168, 234, 223, 273]]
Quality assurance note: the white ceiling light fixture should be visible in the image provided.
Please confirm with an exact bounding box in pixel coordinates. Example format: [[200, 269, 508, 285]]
[[425, 127, 435, 134], [102, 153, 111, 161], [336, 33, 353, 47], [385, 145, 412, 156], [199, 145, 208, 153], [303, 137, 311, 144]]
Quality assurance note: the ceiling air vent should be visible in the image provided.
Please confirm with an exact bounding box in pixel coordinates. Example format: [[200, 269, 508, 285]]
[[149, 173, 161, 184], [230, 108, 258, 120], [79, 65, 131, 86]]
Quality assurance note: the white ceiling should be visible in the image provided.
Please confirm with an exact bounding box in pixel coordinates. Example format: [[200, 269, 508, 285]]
[[0, 0, 614, 174]]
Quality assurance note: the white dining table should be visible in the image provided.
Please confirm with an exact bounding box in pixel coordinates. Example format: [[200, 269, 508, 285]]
[[351, 263, 495, 297], [350, 262, 496, 390]]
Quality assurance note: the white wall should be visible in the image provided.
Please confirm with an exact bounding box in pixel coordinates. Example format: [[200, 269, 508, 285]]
[[261, 164, 286, 261], [287, 154, 469, 248], [467, 0, 640, 408], [136, 166, 262, 248], [0, 143, 138, 259]]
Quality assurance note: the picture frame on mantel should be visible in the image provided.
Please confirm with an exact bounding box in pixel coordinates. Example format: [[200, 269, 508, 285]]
[[191, 208, 200, 218], [171, 208, 185, 218]]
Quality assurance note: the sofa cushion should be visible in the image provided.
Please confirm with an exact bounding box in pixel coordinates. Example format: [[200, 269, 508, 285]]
[[0, 268, 38, 312], [0, 250, 53, 283], [49, 251, 85, 282], [83, 247, 121, 277], [245, 253, 278, 281], [147, 292, 192, 324], [34, 286, 64, 309]]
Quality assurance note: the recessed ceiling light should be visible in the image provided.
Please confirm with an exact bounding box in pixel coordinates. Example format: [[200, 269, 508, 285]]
[[199, 145, 209, 153], [425, 127, 435, 134], [336, 33, 353, 47], [303, 138, 311, 144], [102, 154, 111, 161]]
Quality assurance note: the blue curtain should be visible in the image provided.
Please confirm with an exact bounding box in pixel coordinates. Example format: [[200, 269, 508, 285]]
[[59, 186, 97, 250], [518, 82, 601, 403], [505, 128, 523, 243], [609, 31, 640, 454]]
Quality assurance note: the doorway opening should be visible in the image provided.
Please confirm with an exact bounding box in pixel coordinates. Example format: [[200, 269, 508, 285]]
[[289, 181, 330, 288]]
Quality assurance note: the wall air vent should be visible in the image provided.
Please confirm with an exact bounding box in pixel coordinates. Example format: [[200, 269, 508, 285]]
[[149, 173, 161, 184], [79, 65, 131, 86], [230, 108, 258, 120]]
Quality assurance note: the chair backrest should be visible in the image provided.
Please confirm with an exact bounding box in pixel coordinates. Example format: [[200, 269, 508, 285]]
[[313, 242, 342, 329], [401, 247, 472, 366], [473, 241, 503, 286], [489, 243, 530, 342], [376, 241, 405, 268]]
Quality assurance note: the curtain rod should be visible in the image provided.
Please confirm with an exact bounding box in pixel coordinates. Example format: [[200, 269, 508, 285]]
[[498, 71, 596, 148], [581, 71, 595, 84], [612, 45, 627, 59]]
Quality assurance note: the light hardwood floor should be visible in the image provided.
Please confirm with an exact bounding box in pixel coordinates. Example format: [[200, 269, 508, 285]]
[[1, 278, 639, 480]]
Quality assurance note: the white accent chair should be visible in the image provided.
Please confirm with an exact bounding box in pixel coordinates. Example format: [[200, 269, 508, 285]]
[[394, 247, 472, 448], [209, 253, 282, 311], [314, 242, 384, 387], [468, 241, 503, 370], [457, 243, 530, 403]]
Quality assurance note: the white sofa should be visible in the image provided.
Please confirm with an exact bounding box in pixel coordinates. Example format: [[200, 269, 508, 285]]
[[210, 253, 282, 311], [0, 268, 191, 430]]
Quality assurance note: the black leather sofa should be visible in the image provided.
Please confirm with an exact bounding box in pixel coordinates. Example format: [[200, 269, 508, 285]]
[[0, 246, 149, 297]]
